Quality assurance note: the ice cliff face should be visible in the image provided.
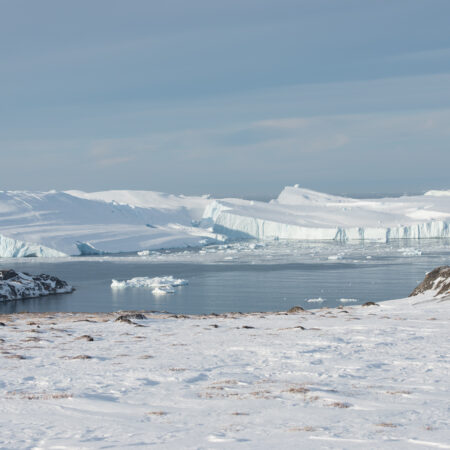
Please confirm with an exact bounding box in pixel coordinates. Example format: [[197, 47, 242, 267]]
[[201, 186, 450, 243], [0, 234, 67, 258]]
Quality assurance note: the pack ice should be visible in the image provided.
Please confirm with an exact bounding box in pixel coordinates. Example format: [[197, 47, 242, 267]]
[[0, 186, 449, 257]]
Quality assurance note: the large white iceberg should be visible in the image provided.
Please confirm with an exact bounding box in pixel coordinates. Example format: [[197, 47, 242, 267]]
[[0, 190, 222, 257], [0, 186, 449, 257], [202, 186, 450, 242]]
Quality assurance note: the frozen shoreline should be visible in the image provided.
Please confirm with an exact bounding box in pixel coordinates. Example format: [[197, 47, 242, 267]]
[[1, 288, 448, 448]]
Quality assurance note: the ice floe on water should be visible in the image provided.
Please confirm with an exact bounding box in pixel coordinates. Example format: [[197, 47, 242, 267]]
[[399, 248, 422, 256], [339, 298, 358, 303], [111, 276, 188, 295], [306, 297, 325, 303]]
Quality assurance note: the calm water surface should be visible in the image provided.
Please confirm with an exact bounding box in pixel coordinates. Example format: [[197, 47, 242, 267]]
[[1, 240, 449, 314]]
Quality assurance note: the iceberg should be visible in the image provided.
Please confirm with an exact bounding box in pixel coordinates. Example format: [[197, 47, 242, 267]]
[[0, 190, 223, 257], [202, 186, 450, 243], [111, 276, 188, 295], [0, 186, 449, 257]]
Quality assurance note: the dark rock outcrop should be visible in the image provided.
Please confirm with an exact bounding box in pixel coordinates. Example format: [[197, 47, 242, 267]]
[[0, 269, 73, 301], [409, 266, 450, 297]]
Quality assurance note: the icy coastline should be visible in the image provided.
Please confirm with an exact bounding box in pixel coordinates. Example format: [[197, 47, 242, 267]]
[[0, 186, 449, 257]]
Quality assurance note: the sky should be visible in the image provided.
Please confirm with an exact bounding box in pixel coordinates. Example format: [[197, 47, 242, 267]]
[[1, 0, 450, 197]]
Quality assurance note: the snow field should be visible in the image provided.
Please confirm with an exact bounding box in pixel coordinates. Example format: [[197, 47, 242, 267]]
[[0, 294, 448, 448]]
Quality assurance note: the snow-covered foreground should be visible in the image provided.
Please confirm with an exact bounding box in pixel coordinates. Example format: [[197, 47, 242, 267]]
[[0, 187, 449, 257], [1, 294, 448, 447]]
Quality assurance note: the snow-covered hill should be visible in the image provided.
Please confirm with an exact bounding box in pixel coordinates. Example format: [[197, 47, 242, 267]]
[[0, 187, 449, 257]]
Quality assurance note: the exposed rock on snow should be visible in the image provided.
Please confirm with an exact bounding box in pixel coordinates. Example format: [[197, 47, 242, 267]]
[[0, 269, 73, 301], [111, 276, 188, 295], [409, 266, 450, 297]]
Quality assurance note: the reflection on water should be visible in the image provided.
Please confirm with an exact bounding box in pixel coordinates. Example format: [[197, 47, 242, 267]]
[[0, 239, 449, 314]]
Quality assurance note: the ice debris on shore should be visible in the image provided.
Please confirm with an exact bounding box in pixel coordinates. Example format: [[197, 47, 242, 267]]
[[0, 269, 73, 301], [111, 276, 188, 295]]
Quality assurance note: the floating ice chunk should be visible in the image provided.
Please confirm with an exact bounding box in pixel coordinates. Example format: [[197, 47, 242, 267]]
[[340, 298, 358, 303], [111, 276, 188, 295], [137, 250, 150, 256], [152, 286, 175, 295], [328, 255, 343, 260], [306, 297, 325, 303], [76, 241, 104, 256], [399, 248, 422, 256]]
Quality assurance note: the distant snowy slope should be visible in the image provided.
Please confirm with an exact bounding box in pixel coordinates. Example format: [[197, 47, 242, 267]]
[[66, 190, 210, 221], [424, 189, 450, 197], [202, 186, 450, 242], [0, 190, 221, 257]]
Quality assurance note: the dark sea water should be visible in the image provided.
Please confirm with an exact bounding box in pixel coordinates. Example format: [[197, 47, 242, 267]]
[[0, 240, 449, 314]]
